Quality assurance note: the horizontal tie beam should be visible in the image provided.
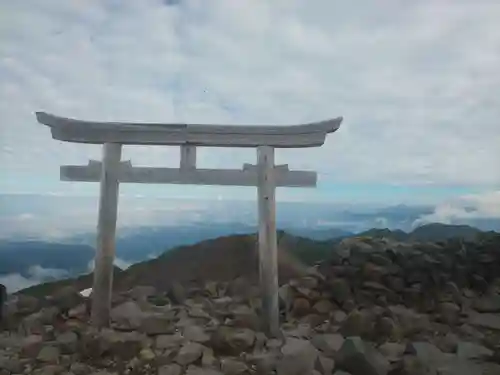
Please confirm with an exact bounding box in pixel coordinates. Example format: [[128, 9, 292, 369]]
[[60, 161, 317, 188]]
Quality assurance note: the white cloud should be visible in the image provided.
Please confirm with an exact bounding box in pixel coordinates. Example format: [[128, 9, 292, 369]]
[[0, 273, 39, 294], [0, 265, 70, 293], [414, 190, 500, 226], [0, 0, 499, 200]]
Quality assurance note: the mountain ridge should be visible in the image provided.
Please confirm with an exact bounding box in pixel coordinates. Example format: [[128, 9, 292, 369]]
[[12, 223, 499, 297]]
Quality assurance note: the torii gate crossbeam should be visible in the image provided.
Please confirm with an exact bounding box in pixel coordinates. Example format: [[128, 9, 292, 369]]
[[36, 111, 343, 336]]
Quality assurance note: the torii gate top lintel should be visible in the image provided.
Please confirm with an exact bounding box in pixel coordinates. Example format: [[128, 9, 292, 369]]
[[35, 111, 342, 148]]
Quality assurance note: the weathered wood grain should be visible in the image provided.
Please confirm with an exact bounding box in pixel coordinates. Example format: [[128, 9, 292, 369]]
[[257, 146, 280, 337], [36, 111, 342, 148], [60, 161, 317, 187], [90, 143, 122, 328]]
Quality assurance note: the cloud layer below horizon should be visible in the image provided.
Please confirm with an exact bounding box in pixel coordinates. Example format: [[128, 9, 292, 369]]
[[1, 0, 499, 203]]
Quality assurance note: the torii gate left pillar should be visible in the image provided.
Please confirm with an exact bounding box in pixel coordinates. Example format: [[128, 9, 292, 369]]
[[36, 111, 342, 336]]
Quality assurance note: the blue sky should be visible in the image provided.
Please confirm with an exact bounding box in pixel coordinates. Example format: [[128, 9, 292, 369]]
[[1, 0, 499, 207]]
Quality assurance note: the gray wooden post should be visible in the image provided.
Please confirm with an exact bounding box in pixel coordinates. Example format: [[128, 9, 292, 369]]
[[257, 146, 280, 337], [91, 143, 122, 328]]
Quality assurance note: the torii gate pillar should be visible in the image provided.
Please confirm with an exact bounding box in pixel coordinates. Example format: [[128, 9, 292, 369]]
[[257, 146, 279, 336], [91, 143, 122, 327], [35, 111, 342, 335]]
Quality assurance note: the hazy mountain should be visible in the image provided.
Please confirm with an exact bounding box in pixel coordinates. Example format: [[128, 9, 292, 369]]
[[409, 223, 483, 242], [0, 241, 93, 276], [1, 223, 493, 283], [15, 228, 500, 298]]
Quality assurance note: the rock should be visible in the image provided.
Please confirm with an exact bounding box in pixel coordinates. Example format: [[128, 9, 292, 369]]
[[110, 301, 144, 329], [14, 294, 42, 315], [276, 337, 319, 375], [315, 355, 335, 375], [230, 304, 261, 330], [313, 299, 336, 315], [291, 298, 311, 318], [185, 365, 223, 375], [168, 282, 187, 305], [333, 310, 347, 323], [437, 302, 461, 325], [388, 305, 431, 337], [175, 342, 204, 365], [220, 357, 248, 374], [140, 347, 156, 360], [129, 285, 157, 301], [457, 341, 493, 360], [158, 363, 182, 375], [202, 346, 217, 368], [339, 310, 373, 338], [473, 294, 500, 313], [279, 284, 294, 310], [183, 325, 210, 343], [86, 329, 145, 360], [436, 332, 459, 353], [374, 316, 398, 340], [336, 337, 389, 375], [50, 286, 84, 311], [283, 323, 311, 338], [140, 313, 176, 335], [311, 334, 345, 356], [378, 342, 405, 362], [155, 333, 184, 349], [468, 313, 500, 330], [246, 352, 280, 373], [36, 345, 60, 363], [69, 362, 92, 375], [0, 354, 23, 373], [330, 279, 351, 304], [407, 341, 452, 374], [56, 330, 78, 354], [211, 327, 255, 356]]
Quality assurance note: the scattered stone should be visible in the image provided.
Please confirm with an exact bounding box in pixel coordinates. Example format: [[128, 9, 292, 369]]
[[336, 337, 389, 375], [330, 279, 351, 305], [468, 313, 500, 331], [311, 334, 345, 356], [56, 330, 78, 354], [36, 345, 60, 364], [158, 363, 182, 375], [185, 365, 223, 375], [473, 294, 500, 313], [457, 341, 493, 360], [211, 327, 255, 356], [220, 357, 248, 374], [3, 232, 499, 375], [183, 325, 210, 343], [276, 337, 319, 375], [378, 342, 405, 362], [437, 302, 461, 325], [110, 301, 144, 329], [175, 342, 204, 365]]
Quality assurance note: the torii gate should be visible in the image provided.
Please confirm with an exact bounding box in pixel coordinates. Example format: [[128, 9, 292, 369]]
[[36, 111, 342, 336]]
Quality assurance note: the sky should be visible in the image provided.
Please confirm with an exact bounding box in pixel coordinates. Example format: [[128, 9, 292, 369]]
[[1, 0, 499, 207]]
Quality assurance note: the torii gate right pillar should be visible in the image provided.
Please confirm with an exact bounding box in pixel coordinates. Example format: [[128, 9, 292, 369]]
[[257, 146, 280, 336]]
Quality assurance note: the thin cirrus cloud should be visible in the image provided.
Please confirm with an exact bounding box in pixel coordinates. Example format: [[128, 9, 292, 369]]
[[0, 0, 499, 203]]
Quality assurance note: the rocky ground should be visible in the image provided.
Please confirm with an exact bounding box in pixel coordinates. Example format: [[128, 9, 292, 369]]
[[1, 235, 500, 375]]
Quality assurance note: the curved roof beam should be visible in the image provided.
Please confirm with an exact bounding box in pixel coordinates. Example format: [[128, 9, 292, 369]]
[[36, 111, 342, 148]]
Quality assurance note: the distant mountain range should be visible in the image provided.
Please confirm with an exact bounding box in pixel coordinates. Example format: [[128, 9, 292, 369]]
[[1, 222, 494, 288], [0, 241, 93, 276], [16, 224, 500, 298]]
